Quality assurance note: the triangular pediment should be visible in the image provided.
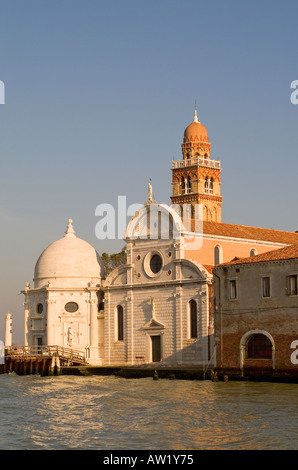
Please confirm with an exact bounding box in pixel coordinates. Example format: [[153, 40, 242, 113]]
[[143, 317, 165, 330]]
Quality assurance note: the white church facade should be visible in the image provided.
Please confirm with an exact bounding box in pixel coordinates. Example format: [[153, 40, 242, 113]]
[[102, 202, 213, 366], [23, 201, 214, 367]]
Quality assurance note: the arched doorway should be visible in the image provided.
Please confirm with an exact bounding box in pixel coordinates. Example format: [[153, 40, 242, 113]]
[[240, 330, 275, 373], [246, 334, 272, 359]]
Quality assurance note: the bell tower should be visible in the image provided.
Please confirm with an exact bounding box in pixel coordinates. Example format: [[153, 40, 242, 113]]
[[171, 109, 222, 222]]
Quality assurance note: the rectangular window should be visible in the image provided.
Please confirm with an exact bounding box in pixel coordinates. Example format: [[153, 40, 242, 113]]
[[288, 275, 298, 296], [230, 280, 237, 299], [262, 277, 271, 298], [190, 300, 198, 339], [117, 306, 124, 341]]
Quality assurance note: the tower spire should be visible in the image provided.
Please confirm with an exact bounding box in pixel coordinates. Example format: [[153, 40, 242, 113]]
[[171, 106, 222, 222]]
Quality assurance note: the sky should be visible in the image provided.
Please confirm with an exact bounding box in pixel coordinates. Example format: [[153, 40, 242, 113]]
[[1, 0, 298, 343]]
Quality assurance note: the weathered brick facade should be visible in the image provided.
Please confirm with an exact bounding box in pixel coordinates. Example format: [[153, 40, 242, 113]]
[[213, 247, 298, 380]]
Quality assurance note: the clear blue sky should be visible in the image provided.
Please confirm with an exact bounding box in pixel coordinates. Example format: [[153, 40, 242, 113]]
[[1, 0, 298, 342]]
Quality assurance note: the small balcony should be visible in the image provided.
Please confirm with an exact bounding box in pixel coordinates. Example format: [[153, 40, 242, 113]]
[[181, 187, 192, 195], [204, 188, 214, 194], [172, 156, 221, 170]]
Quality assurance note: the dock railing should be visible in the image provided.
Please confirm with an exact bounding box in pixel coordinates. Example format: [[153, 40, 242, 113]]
[[5, 345, 87, 364]]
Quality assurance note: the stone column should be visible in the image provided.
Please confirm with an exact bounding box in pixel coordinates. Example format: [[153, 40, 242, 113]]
[[174, 288, 183, 365], [90, 298, 98, 348], [46, 300, 56, 346], [105, 290, 111, 365], [24, 301, 30, 346], [5, 313, 12, 349], [125, 291, 133, 365], [88, 294, 102, 364]]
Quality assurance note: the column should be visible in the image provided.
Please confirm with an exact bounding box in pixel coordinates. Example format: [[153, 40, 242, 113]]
[[90, 298, 98, 349], [24, 301, 30, 346], [89, 293, 102, 364], [5, 313, 12, 349], [46, 300, 56, 346]]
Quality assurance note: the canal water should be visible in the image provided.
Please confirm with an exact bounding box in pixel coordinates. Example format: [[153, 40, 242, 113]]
[[0, 374, 297, 450]]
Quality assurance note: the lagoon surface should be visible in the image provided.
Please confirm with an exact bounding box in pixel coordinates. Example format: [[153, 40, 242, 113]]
[[0, 374, 297, 450]]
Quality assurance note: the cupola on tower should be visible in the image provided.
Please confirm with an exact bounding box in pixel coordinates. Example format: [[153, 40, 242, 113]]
[[171, 109, 222, 222]]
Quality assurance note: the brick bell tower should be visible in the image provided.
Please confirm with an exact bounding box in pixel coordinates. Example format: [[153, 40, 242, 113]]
[[171, 109, 222, 222]]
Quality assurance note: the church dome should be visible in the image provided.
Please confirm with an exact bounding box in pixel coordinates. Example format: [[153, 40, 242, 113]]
[[183, 110, 209, 143], [34, 219, 105, 288]]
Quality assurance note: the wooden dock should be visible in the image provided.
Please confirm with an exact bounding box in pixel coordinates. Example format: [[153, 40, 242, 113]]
[[0, 346, 87, 376]]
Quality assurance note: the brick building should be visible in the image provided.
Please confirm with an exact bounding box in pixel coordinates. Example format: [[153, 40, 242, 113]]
[[213, 245, 298, 380]]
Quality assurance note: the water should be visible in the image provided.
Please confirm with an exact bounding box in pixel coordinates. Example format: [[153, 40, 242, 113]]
[[0, 374, 297, 450]]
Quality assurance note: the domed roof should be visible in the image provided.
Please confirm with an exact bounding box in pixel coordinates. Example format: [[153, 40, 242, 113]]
[[184, 110, 209, 143], [34, 219, 105, 288]]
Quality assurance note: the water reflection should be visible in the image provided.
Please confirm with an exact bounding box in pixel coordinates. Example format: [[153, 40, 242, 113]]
[[0, 375, 297, 450]]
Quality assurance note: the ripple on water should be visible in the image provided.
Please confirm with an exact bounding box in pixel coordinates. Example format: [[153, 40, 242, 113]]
[[0, 375, 297, 450]]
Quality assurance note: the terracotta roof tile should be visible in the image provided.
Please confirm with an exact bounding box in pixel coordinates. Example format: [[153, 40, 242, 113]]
[[203, 265, 214, 274], [188, 220, 298, 244], [215, 244, 298, 267]]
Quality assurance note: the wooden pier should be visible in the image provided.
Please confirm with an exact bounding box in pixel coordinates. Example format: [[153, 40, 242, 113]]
[[0, 346, 87, 376]]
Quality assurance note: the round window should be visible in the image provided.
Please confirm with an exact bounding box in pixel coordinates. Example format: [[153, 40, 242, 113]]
[[37, 303, 43, 314], [150, 254, 163, 274], [65, 302, 79, 313]]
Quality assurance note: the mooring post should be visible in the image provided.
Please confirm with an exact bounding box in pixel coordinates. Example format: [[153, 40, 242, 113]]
[[55, 355, 61, 376], [41, 358, 48, 377], [49, 356, 54, 376]]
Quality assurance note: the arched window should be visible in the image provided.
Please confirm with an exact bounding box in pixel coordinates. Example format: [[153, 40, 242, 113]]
[[214, 245, 223, 265], [246, 334, 272, 359], [204, 177, 213, 194], [117, 305, 124, 341], [187, 176, 191, 193], [181, 176, 185, 194], [210, 178, 214, 193], [189, 300, 198, 339], [250, 248, 258, 256]]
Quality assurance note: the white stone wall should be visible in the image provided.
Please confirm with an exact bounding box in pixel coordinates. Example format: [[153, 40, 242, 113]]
[[24, 286, 103, 363], [103, 281, 212, 366], [103, 224, 213, 367]]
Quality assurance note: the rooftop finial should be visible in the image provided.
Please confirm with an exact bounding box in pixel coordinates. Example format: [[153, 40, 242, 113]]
[[65, 218, 76, 237], [148, 179, 153, 203], [193, 101, 199, 123], [145, 178, 156, 205]]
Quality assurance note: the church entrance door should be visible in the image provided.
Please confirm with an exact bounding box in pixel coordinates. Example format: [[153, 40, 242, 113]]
[[151, 335, 161, 362]]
